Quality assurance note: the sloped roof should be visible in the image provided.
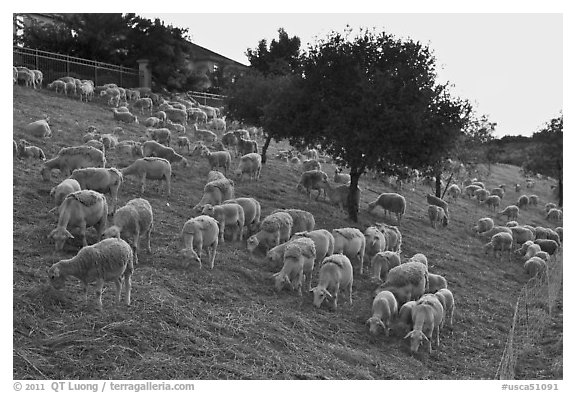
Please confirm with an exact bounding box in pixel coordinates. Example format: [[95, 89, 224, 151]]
[[185, 40, 248, 68]]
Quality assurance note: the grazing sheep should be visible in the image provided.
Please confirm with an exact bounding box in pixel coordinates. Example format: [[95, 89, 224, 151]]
[[301, 159, 321, 172], [404, 295, 444, 354], [516, 195, 529, 210], [333, 168, 351, 184], [446, 184, 461, 200], [374, 222, 403, 253], [48, 238, 133, 309], [237, 137, 258, 156], [534, 239, 559, 257], [207, 170, 226, 182], [16, 141, 46, 160], [121, 157, 172, 196], [427, 205, 448, 228], [478, 226, 513, 242], [69, 167, 123, 214], [321, 180, 361, 214], [24, 118, 52, 138], [474, 188, 490, 204], [192, 178, 235, 215], [164, 107, 188, 125], [102, 198, 153, 265], [498, 205, 519, 221], [234, 153, 262, 181], [290, 229, 335, 265], [41, 146, 106, 181], [117, 141, 143, 158], [426, 273, 448, 293], [47, 79, 66, 94], [510, 225, 535, 245], [481, 195, 501, 212], [367, 193, 406, 224], [533, 227, 560, 244], [49, 178, 82, 214], [176, 136, 192, 153], [395, 300, 417, 335], [178, 215, 219, 269], [370, 251, 401, 282], [165, 119, 186, 134], [142, 140, 189, 168], [364, 226, 387, 263], [366, 290, 398, 336], [528, 194, 539, 207], [545, 202, 557, 213], [310, 254, 354, 311], [223, 197, 261, 236], [112, 108, 138, 124], [483, 232, 514, 262], [434, 288, 455, 329], [247, 211, 293, 253], [332, 227, 366, 274], [48, 190, 108, 251], [133, 98, 153, 115], [275, 209, 315, 234], [201, 203, 245, 243], [546, 208, 563, 222], [297, 170, 329, 200], [407, 253, 428, 269], [194, 144, 232, 175], [273, 238, 316, 296], [426, 194, 449, 219], [195, 129, 218, 143], [523, 257, 548, 279], [490, 187, 505, 199], [473, 217, 494, 234], [144, 116, 162, 128], [515, 241, 541, 261], [464, 184, 482, 199], [146, 128, 171, 146], [374, 261, 428, 306]]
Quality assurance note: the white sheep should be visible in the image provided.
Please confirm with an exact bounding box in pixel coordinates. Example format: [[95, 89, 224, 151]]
[[48, 190, 108, 251], [404, 294, 444, 354], [510, 225, 535, 245], [310, 254, 354, 310], [434, 288, 455, 329], [534, 239, 559, 257], [47, 80, 66, 94], [516, 195, 529, 210], [367, 193, 406, 223], [534, 227, 560, 245], [374, 222, 403, 253], [515, 240, 541, 261], [332, 227, 366, 274], [474, 188, 490, 204], [546, 208, 563, 222], [48, 238, 133, 309], [25, 118, 52, 138], [483, 232, 514, 262], [201, 203, 245, 243], [195, 129, 218, 143], [49, 178, 82, 213], [490, 187, 505, 199], [498, 205, 519, 221], [296, 170, 329, 200], [523, 257, 548, 278], [117, 141, 143, 158], [478, 226, 513, 242], [366, 290, 398, 336], [364, 226, 387, 263], [146, 128, 171, 146], [237, 137, 258, 157], [112, 108, 138, 124], [41, 146, 106, 181], [144, 116, 162, 128], [290, 229, 335, 264], [320, 179, 361, 214], [133, 98, 153, 115], [234, 153, 262, 181], [533, 251, 550, 263], [464, 184, 482, 199], [207, 170, 226, 182], [374, 261, 428, 306], [69, 167, 123, 214], [192, 178, 235, 215], [178, 215, 219, 269], [426, 273, 448, 293], [426, 194, 449, 219], [446, 184, 461, 201], [121, 157, 172, 196], [194, 144, 231, 175], [333, 168, 351, 184], [16, 140, 46, 160], [427, 205, 448, 228], [481, 195, 501, 212], [273, 238, 316, 296], [247, 211, 293, 253], [275, 209, 315, 234], [396, 300, 417, 335], [528, 194, 539, 207], [164, 107, 188, 125], [544, 202, 557, 213], [370, 251, 401, 282], [223, 197, 261, 236], [142, 140, 189, 168], [102, 198, 153, 265], [176, 136, 192, 154]]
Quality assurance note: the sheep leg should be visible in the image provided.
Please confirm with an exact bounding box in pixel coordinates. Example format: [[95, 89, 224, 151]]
[[347, 281, 353, 305], [113, 278, 122, 303], [208, 245, 216, 269], [124, 271, 132, 306], [94, 279, 104, 310], [79, 221, 88, 247], [145, 226, 152, 254], [140, 174, 147, 194], [166, 176, 171, 197]]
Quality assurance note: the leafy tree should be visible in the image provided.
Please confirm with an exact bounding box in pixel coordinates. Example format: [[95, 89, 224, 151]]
[[245, 28, 301, 76]]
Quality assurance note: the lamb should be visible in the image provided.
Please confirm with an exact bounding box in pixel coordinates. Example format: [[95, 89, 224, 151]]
[[523, 257, 548, 279], [498, 205, 519, 221], [102, 198, 153, 265], [41, 146, 106, 181], [396, 300, 417, 334], [426, 194, 449, 219], [178, 215, 219, 269], [464, 184, 482, 198], [364, 226, 387, 263], [320, 180, 361, 214], [534, 239, 559, 257], [146, 128, 172, 146], [144, 116, 162, 128], [366, 290, 398, 336], [16, 141, 46, 160], [195, 144, 232, 175], [510, 225, 535, 245], [296, 170, 329, 200], [427, 205, 448, 228], [473, 217, 494, 234], [515, 241, 541, 261], [100, 134, 118, 150], [483, 232, 514, 261], [275, 208, 315, 234], [310, 254, 354, 311], [374, 261, 428, 306], [404, 295, 444, 354], [333, 168, 351, 184], [407, 253, 428, 269], [367, 193, 406, 224], [201, 203, 245, 243], [164, 107, 188, 125], [234, 153, 262, 181], [49, 178, 82, 213], [133, 98, 153, 115], [223, 197, 261, 236], [47, 80, 66, 94], [370, 251, 401, 282], [16, 66, 34, 87], [516, 195, 529, 210], [374, 222, 403, 253], [481, 195, 501, 212], [490, 187, 505, 199], [121, 157, 172, 196], [69, 167, 123, 214], [247, 211, 293, 253], [142, 140, 189, 168], [446, 184, 461, 200], [528, 194, 539, 207], [237, 137, 258, 156], [273, 238, 316, 296], [195, 129, 218, 143], [332, 227, 366, 274], [24, 118, 52, 138], [426, 273, 448, 293], [290, 229, 335, 264], [48, 238, 133, 309], [117, 141, 143, 158], [176, 136, 192, 153], [192, 178, 236, 215], [434, 288, 455, 329], [546, 208, 563, 222], [301, 159, 321, 172], [474, 188, 490, 204], [112, 108, 138, 124], [48, 190, 108, 251]]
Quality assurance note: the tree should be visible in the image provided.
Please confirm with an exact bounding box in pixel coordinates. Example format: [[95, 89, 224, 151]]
[[245, 28, 301, 76], [261, 28, 471, 221]]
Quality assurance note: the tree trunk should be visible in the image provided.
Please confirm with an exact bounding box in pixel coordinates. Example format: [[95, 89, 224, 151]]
[[347, 168, 362, 222], [260, 134, 272, 164], [435, 171, 442, 198], [441, 173, 454, 199]]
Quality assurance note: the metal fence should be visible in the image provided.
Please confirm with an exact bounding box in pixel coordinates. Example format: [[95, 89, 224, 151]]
[[187, 90, 226, 108], [13, 46, 141, 88]]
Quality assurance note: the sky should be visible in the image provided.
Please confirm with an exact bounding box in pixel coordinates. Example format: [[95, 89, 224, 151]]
[[137, 12, 563, 138]]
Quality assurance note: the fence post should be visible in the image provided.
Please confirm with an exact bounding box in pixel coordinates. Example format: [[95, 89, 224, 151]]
[[120, 66, 123, 87], [66, 55, 69, 76], [95, 65, 98, 86], [35, 48, 38, 70]]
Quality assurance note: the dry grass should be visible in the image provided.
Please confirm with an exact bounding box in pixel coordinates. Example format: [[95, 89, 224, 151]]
[[12, 85, 562, 380]]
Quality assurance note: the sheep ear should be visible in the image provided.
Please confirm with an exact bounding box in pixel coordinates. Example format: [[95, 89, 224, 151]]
[[65, 230, 74, 239], [324, 289, 333, 299], [272, 272, 279, 278], [377, 320, 386, 328], [422, 335, 430, 342], [404, 331, 413, 339]]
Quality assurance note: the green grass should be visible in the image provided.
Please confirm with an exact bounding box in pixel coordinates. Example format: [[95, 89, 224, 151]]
[[12, 85, 562, 380]]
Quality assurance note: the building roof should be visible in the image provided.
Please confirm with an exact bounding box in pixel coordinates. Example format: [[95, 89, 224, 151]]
[[185, 40, 248, 69]]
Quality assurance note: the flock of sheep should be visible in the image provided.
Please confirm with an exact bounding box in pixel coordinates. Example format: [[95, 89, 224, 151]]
[[13, 68, 563, 357]]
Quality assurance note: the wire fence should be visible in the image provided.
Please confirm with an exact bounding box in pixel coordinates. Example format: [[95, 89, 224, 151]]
[[187, 90, 226, 108], [13, 46, 141, 88], [495, 254, 563, 379]]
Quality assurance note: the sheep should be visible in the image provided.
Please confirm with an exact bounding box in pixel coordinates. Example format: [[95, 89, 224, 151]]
[[41, 146, 106, 182], [523, 257, 548, 279], [474, 188, 490, 204], [434, 288, 455, 329], [546, 208, 563, 222], [192, 178, 236, 215], [555, 227, 563, 243], [69, 167, 123, 214], [395, 300, 417, 335], [49, 178, 82, 213], [534, 239, 559, 257], [464, 184, 482, 199], [222, 197, 261, 236], [144, 116, 162, 128], [374, 222, 403, 253], [374, 261, 428, 306], [481, 195, 501, 212], [194, 144, 232, 175], [407, 253, 428, 269], [275, 208, 315, 234], [102, 198, 153, 265], [426, 194, 449, 219], [47, 79, 66, 94], [318, 179, 361, 214], [333, 168, 351, 184], [483, 232, 514, 262], [366, 290, 398, 336], [426, 273, 448, 293], [332, 227, 366, 274], [367, 193, 406, 224], [490, 187, 505, 199], [404, 295, 444, 354], [48, 238, 133, 309], [176, 136, 192, 153], [510, 225, 535, 245], [370, 251, 401, 282], [146, 128, 171, 146], [528, 194, 539, 207], [178, 215, 219, 269], [16, 66, 34, 87], [24, 118, 52, 138], [117, 141, 143, 158], [195, 129, 218, 143], [290, 229, 335, 264], [296, 170, 329, 200], [237, 137, 258, 156], [535, 228, 561, 245], [48, 190, 108, 251], [516, 195, 530, 210], [16, 141, 46, 160], [234, 153, 262, 181], [498, 205, 519, 221], [142, 140, 189, 168], [427, 205, 448, 228], [247, 211, 293, 253], [154, 110, 167, 124], [112, 108, 138, 124], [310, 254, 354, 311], [121, 157, 172, 196], [478, 226, 513, 242], [545, 202, 557, 213], [164, 107, 188, 125], [364, 226, 387, 263], [133, 98, 153, 115], [201, 203, 245, 243], [471, 181, 485, 189], [473, 217, 494, 234], [273, 238, 316, 296], [534, 251, 551, 263], [187, 107, 208, 123], [100, 134, 118, 150], [446, 184, 461, 200], [78, 80, 94, 102], [515, 240, 541, 261], [301, 159, 321, 172], [506, 221, 519, 227]]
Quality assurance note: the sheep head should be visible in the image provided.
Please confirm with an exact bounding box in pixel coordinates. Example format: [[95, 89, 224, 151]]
[[404, 330, 429, 354], [366, 317, 387, 336], [47, 264, 66, 290], [48, 228, 74, 251], [246, 235, 259, 252], [310, 287, 332, 308]]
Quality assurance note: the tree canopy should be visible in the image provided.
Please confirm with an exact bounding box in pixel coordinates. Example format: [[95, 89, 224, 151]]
[[245, 28, 301, 76]]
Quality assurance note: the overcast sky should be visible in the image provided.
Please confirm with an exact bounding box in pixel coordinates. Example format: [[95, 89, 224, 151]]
[[138, 12, 563, 138]]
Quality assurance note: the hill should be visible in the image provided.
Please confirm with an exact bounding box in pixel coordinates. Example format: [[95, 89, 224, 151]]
[[12, 85, 562, 380]]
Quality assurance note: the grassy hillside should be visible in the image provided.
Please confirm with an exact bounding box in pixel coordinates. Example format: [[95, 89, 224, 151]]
[[12, 85, 562, 380]]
